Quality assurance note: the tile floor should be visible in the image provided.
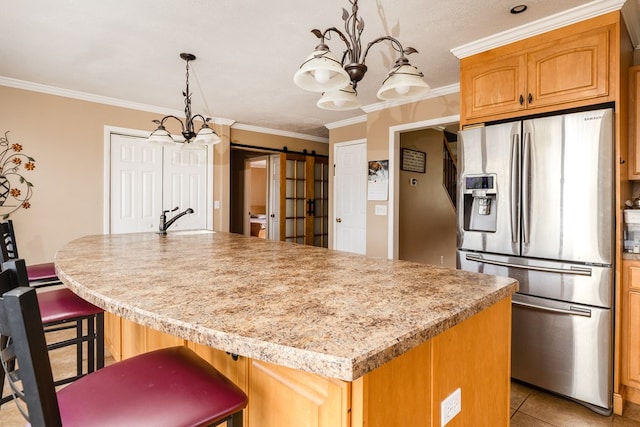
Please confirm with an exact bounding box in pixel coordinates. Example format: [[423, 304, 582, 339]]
[[3, 327, 640, 426], [511, 381, 640, 426]]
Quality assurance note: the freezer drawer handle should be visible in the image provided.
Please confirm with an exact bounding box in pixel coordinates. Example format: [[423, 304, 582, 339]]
[[465, 254, 592, 276], [513, 300, 592, 317], [510, 133, 520, 244]]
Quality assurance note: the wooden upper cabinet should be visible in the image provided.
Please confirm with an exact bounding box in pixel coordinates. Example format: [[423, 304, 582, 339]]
[[527, 27, 609, 109], [461, 23, 612, 124], [462, 51, 527, 119]]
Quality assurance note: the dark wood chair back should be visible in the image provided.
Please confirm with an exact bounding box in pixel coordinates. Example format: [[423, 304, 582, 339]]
[[0, 284, 62, 426], [0, 220, 19, 263], [2, 258, 30, 288]]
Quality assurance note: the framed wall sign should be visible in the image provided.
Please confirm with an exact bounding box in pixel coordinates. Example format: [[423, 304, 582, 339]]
[[401, 148, 426, 173]]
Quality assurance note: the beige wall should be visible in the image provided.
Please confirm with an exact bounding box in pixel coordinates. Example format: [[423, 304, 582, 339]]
[[1, 82, 457, 265], [342, 93, 460, 259], [249, 166, 267, 213], [0, 86, 160, 263], [0, 85, 327, 263], [398, 129, 457, 267]]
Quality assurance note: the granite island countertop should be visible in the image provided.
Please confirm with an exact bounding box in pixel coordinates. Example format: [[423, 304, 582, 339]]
[[54, 232, 518, 381]]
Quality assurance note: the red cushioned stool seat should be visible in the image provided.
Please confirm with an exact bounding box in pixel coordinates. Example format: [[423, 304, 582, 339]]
[[26, 261, 60, 285], [57, 346, 248, 427], [0, 258, 105, 399], [37, 288, 103, 323], [0, 286, 247, 427]]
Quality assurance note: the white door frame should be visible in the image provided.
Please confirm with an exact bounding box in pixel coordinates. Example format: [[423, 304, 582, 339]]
[[387, 114, 460, 259], [103, 125, 214, 234], [333, 138, 367, 253], [268, 154, 280, 241]]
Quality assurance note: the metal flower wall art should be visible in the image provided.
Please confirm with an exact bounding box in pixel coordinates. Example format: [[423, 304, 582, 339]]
[[0, 131, 35, 218]]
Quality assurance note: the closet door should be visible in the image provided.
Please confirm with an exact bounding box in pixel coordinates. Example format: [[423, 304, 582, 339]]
[[110, 134, 162, 234], [110, 133, 209, 234], [163, 145, 208, 231]]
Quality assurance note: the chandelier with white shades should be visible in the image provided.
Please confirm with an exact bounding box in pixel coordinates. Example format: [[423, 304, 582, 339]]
[[148, 53, 221, 146], [293, 0, 430, 111]]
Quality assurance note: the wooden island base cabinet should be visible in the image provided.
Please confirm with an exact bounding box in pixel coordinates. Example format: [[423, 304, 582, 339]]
[[105, 297, 511, 427]]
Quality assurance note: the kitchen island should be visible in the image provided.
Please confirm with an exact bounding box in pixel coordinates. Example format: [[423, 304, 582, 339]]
[[55, 231, 517, 426]]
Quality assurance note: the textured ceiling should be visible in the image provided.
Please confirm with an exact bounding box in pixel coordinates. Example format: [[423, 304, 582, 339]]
[[0, 0, 635, 139]]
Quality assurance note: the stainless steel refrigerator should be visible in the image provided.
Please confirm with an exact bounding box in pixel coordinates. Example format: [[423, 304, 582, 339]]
[[457, 107, 614, 414]]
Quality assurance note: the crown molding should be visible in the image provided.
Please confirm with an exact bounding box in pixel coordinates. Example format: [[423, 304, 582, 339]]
[[230, 123, 329, 143], [324, 83, 460, 130], [0, 76, 186, 117], [0, 76, 248, 134], [211, 118, 236, 127], [324, 114, 367, 130], [361, 83, 460, 113], [451, 0, 627, 59]]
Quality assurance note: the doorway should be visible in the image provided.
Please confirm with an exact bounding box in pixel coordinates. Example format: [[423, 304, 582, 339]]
[[387, 115, 460, 260], [230, 147, 329, 247], [398, 128, 457, 267], [244, 157, 268, 238], [230, 148, 267, 236]]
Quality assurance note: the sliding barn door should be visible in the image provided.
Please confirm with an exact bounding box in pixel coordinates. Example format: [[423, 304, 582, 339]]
[[279, 153, 328, 247]]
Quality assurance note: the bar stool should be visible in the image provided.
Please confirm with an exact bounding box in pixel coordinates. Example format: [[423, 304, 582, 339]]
[[0, 221, 105, 387], [0, 220, 61, 288], [0, 284, 247, 426], [0, 257, 104, 406]]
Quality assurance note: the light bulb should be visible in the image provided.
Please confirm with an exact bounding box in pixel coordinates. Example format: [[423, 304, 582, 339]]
[[395, 85, 410, 95], [313, 69, 330, 84], [333, 99, 346, 108]]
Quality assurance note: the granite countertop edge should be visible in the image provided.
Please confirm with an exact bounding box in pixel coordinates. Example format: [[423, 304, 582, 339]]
[[55, 232, 517, 381]]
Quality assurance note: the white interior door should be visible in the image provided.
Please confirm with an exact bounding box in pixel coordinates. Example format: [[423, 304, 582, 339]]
[[268, 154, 280, 240], [162, 146, 208, 231], [109, 130, 209, 234], [334, 140, 367, 254], [110, 134, 162, 234]]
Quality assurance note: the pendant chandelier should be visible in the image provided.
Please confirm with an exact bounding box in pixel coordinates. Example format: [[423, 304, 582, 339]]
[[293, 0, 430, 111], [148, 53, 221, 146]]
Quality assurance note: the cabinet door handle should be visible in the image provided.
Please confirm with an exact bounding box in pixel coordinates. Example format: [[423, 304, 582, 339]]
[[519, 94, 524, 105], [528, 93, 533, 104], [336, 218, 342, 223]]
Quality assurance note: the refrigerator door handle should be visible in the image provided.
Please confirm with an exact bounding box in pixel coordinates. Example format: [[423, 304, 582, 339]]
[[513, 300, 592, 317], [522, 132, 531, 244], [510, 133, 520, 243], [465, 254, 592, 276]]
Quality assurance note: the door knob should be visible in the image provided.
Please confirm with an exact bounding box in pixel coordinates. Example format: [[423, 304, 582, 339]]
[[336, 218, 342, 223]]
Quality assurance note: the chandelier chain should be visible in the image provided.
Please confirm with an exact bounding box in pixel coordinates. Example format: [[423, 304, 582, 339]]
[[183, 58, 193, 133]]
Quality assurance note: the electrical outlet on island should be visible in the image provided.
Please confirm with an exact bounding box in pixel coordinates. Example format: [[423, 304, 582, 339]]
[[441, 388, 461, 426]]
